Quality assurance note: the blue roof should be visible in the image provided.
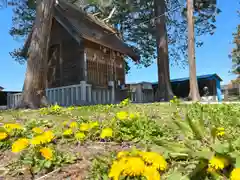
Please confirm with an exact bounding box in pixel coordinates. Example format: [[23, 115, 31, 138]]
[[152, 74, 222, 85]]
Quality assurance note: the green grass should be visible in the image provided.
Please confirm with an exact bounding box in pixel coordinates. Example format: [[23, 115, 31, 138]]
[[0, 101, 240, 180]]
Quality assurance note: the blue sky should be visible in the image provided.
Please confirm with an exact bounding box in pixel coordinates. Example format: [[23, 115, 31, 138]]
[[0, 1, 239, 91]]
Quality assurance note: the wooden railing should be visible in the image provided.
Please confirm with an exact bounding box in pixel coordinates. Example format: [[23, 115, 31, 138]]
[[7, 81, 155, 108]]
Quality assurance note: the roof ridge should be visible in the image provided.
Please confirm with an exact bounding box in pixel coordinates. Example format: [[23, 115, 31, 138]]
[[58, 0, 117, 34]]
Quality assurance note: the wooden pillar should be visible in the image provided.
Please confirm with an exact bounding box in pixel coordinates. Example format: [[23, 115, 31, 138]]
[[83, 50, 87, 81], [60, 43, 63, 86], [97, 53, 99, 85]]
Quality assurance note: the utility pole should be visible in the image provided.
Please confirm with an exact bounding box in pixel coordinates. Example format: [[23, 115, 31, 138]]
[[187, 0, 200, 101]]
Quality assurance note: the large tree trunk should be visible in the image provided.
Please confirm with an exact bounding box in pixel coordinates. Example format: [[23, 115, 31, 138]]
[[187, 0, 200, 101], [18, 0, 55, 109], [154, 0, 174, 102]]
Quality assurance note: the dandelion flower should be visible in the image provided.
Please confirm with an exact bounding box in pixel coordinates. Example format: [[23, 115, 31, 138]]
[[217, 127, 224, 131], [32, 127, 44, 134], [12, 138, 29, 153], [120, 98, 130, 106], [0, 132, 8, 141], [207, 167, 215, 173], [52, 104, 61, 111], [67, 106, 75, 111], [4, 123, 23, 132], [129, 113, 137, 120], [143, 166, 161, 180], [230, 168, 240, 180], [31, 131, 54, 145], [80, 123, 90, 131], [62, 121, 69, 126], [117, 151, 129, 159], [70, 122, 78, 128], [75, 132, 86, 140], [108, 159, 126, 180], [100, 128, 113, 139], [90, 121, 99, 128], [40, 147, 53, 160], [116, 111, 128, 120], [209, 156, 227, 170], [122, 157, 145, 176], [31, 136, 44, 145], [42, 131, 54, 143], [216, 127, 225, 137], [140, 152, 167, 171], [63, 129, 73, 136]]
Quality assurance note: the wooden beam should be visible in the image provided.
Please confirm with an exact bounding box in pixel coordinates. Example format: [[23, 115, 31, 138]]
[[54, 7, 82, 45], [83, 50, 87, 81]]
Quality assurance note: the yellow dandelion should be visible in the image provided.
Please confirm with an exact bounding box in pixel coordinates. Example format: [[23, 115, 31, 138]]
[[209, 156, 227, 170], [70, 122, 78, 128], [12, 138, 29, 153], [139, 152, 167, 171], [67, 106, 75, 111], [108, 159, 126, 180], [80, 123, 91, 131], [120, 98, 130, 106], [230, 168, 240, 180], [31, 131, 54, 145], [116, 111, 128, 120], [129, 113, 140, 120], [100, 128, 113, 139], [0, 132, 8, 141], [4, 123, 23, 132], [117, 151, 129, 159], [63, 129, 73, 136], [51, 104, 61, 111], [89, 121, 99, 128], [62, 121, 69, 126], [129, 113, 136, 120], [31, 135, 44, 145], [207, 167, 215, 173], [216, 127, 225, 137], [143, 166, 161, 180], [42, 131, 54, 143], [40, 147, 53, 160], [75, 132, 86, 140], [122, 157, 145, 176], [32, 127, 44, 134]]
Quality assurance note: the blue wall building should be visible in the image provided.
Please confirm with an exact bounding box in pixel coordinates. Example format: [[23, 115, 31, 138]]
[[152, 74, 223, 102]]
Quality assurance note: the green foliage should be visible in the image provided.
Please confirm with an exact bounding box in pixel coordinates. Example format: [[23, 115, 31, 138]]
[[8, 0, 35, 64], [114, 114, 163, 143], [87, 154, 114, 180], [19, 146, 76, 174], [231, 24, 240, 75], [155, 100, 240, 179], [9, 0, 221, 69], [39, 104, 71, 116], [1, 100, 240, 179]]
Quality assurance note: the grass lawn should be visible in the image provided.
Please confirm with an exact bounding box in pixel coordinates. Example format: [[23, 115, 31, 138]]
[[0, 99, 240, 180]]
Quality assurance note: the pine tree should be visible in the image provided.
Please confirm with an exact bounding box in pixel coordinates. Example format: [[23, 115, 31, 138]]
[[231, 24, 240, 77]]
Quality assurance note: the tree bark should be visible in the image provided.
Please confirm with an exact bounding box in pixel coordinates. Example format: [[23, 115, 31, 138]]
[[187, 0, 201, 101], [18, 0, 55, 109], [154, 0, 174, 102]]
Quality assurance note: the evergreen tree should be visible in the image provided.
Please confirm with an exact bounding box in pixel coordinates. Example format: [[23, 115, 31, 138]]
[[231, 24, 240, 76]]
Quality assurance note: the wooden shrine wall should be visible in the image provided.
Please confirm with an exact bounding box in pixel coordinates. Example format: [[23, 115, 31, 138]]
[[84, 40, 125, 87]]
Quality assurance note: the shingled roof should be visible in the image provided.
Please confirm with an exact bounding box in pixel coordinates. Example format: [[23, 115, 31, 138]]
[[22, 0, 140, 62]]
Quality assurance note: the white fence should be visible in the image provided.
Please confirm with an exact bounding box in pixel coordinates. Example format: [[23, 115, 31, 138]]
[[7, 81, 154, 108]]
